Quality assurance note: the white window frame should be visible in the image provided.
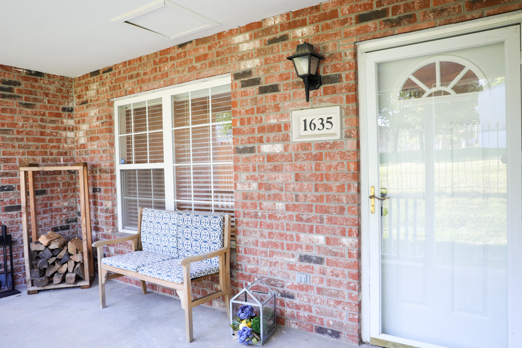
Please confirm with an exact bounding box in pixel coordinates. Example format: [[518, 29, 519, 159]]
[[114, 74, 232, 233]]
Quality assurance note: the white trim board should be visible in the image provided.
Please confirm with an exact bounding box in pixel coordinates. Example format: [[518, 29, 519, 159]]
[[357, 9, 522, 54], [358, 13, 522, 346], [111, 74, 232, 102]]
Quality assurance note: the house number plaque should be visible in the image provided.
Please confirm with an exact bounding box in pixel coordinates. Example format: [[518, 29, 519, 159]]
[[291, 106, 341, 142]]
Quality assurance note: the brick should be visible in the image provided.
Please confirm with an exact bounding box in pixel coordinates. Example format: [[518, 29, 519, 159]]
[[380, 13, 417, 29], [420, 4, 462, 22], [235, 145, 256, 154], [4, 205, 21, 212], [0, 86, 14, 93], [356, 8, 388, 24], [316, 287, 346, 300], [25, 70, 44, 77], [322, 74, 342, 85], [259, 84, 280, 94], [0, 185, 15, 192], [316, 326, 341, 339], [1, 79, 22, 87], [341, 1, 374, 15], [266, 34, 289, 45], [280, 18, 308, 32], [298, 254, 325, 265], [466, 0, 511, 11], [232, 69, 252, 80], [391, 0, 430, 16], [326, 258, 359, 270], [240, 77, 261, 88]]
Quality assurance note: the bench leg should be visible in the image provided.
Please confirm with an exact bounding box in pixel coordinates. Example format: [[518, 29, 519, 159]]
[[225, 290, 231, 320], [183, 264, 194, 343], [99, 268, 107, 309], [140, 281, 147, 294], [218, 254, 230, 320]]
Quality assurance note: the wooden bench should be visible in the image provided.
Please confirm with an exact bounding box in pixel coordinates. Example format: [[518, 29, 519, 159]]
[[93, 207, 231, 343]]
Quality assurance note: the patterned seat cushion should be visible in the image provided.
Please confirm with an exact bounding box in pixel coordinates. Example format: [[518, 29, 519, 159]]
[[141, 208, 183, 258], [177, 211, 224, 267], [101, 251, 175, 272], [137, 258, 219, 283]]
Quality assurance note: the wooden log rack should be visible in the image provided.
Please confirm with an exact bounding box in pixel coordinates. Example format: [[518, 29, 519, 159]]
[[19, 163, 94, 294]]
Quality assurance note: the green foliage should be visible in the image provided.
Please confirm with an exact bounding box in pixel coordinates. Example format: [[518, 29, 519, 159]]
[[215, 112, 232, 140], [230, 319, 240, 332], [251, 316, 261, 335]]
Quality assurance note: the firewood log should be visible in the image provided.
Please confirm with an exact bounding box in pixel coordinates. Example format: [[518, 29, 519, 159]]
[[70, 253, 83, 263], [45, 262, 61, 277], [34, 276, 48, 287], [65, 273, 77, 284], [67, 260, 75, 273], [39, 248, 52, 260], [37, 259, 48, 270], [58, 263, 68, 274], [68, 237, 83, 254], [38, 231, 61, 246], [30, 268, 43, 279], [60, 252, 70, 264], [30, 242, 45, 251], [56, 247, 68, 259], [49, 236, 68, 250], [74, 263, 85, 280], [53, 272, 64, 284]]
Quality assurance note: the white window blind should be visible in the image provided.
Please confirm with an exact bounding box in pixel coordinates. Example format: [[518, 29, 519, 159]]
[[172, 85, 234, 217], [115, 76, 233, 232]]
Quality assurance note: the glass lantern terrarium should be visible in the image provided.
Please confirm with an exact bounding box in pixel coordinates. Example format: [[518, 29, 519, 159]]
[[230, 278, 277, 345]]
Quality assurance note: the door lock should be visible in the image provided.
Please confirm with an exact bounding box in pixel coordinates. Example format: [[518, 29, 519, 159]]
[[370, 186, 389, 214]]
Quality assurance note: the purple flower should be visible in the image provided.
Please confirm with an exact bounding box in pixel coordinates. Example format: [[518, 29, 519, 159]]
[[237, 326, 253, 345], [237, 305, 255, 320]]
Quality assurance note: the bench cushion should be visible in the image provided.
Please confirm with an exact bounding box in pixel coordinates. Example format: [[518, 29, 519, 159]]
[[137, 258, 219, 283], [177, 211, 224, 267], [141, 208, 182, 258], [101, 251, 175, 272]]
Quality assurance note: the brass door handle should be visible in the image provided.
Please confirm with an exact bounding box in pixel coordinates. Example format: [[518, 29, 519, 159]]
[[369, 195, 389, 201], [370, 186, 389, 214]]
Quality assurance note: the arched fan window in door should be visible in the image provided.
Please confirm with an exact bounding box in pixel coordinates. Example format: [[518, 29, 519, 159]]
[[399, 56, 487, 99]]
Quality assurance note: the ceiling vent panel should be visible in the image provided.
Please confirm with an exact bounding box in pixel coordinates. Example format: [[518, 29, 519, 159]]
[[112, 0, 219, 40]]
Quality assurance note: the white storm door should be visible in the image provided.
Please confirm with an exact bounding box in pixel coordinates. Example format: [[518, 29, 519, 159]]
[[363, 26, 522, 348]]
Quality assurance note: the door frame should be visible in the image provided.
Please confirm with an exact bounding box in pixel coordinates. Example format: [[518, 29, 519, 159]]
[[358, 11, 522, 347]]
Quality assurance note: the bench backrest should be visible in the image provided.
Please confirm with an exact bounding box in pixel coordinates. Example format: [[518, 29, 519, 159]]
[[141, 209, 182, 258], [140, 208, 224, 264], [177, 211, 224, 266]]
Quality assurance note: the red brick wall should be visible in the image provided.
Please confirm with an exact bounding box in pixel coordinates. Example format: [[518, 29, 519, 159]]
[[0, 65, 74, 285], [1, 0, 518, 343]]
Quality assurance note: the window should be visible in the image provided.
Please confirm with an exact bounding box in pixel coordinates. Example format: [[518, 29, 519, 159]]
[[115, 76, 233, 232], [398, 57, 486, 99]]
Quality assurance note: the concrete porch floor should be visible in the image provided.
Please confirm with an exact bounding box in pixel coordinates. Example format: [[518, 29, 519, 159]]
[[0, 278, 370, 348]]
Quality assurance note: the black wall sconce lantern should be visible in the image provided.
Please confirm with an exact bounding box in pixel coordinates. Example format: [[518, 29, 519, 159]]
[[286, 42, 324, 102]]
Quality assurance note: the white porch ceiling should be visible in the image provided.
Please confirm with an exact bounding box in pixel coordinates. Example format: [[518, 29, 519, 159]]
[[0, 0, 321, 77]]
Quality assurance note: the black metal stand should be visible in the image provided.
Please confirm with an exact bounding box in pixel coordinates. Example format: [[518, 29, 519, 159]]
[[0, 224, 20, 298]]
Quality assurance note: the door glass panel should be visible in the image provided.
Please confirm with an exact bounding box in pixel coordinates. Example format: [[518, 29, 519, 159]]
[[378, 42, 507, 348]]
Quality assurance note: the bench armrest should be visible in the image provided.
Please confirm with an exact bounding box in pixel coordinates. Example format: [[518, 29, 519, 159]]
[[92, 234, 140, 248], [178, 247, 228, 266]]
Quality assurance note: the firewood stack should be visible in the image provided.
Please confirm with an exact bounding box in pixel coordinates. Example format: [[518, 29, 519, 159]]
[[29, 231, 85, 287]]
